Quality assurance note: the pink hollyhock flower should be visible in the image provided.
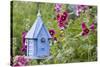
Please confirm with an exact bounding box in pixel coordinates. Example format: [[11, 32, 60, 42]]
[[81, 22, 89, 36], [90, 22, 95, 31], [76, 10, 81, 16], [49, 29, 56, 37], [57, 14, 63, 23], [13, 55, 31, 66], [56, 11, 69, 29], [16, 56, 27, 65], [81, 28, 89, 36], [58, 22, 65, 29], [81, 22, 87, 31], [13, 62, 22, 66], [63, 11, 69, 25], [21, 45, 27, 53], [80, 5, 88, 10], [75, 5, 88, 16], [21, 32, 27, 53], [49, 29, 57, 42], [22, 32, 27, 47], [61, 11, 69, 21], [54, 3, 62, 12], [57, 11, 69, 23]]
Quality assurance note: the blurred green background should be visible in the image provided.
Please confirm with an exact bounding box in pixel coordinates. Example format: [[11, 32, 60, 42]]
[[11, 1, 97, 65]]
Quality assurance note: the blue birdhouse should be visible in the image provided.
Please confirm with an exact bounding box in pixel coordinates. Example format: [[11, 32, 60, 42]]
[[25, 11, 52, 59]]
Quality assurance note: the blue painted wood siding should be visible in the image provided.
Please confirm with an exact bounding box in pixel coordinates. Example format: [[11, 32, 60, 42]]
[[36, 25, 50, 57], [27, 40, 34, 57]]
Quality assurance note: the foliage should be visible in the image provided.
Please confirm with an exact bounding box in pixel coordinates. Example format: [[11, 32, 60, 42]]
[[11, 1, 97, 66]]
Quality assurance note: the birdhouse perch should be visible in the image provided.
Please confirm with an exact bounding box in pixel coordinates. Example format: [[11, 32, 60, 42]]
[[25, 10, 52, 59]]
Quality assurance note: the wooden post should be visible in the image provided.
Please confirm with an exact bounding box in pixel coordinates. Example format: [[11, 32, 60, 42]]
[[36, 3, 42, 64]]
